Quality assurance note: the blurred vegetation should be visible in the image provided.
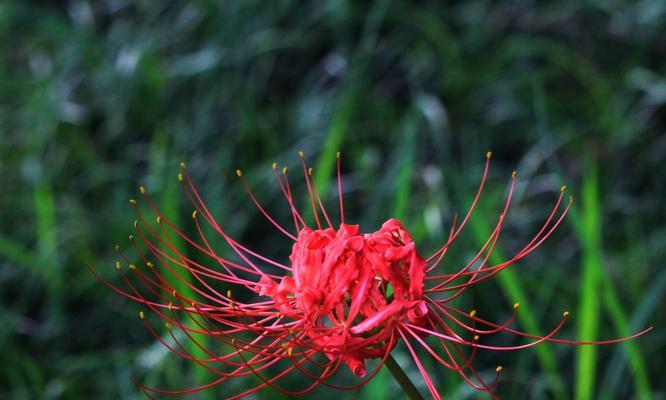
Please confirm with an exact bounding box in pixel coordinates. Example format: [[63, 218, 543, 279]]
[[1, 1, 665, 399]]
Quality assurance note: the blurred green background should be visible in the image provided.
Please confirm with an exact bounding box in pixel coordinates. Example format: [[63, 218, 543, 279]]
[[1, 1, 664, 399]]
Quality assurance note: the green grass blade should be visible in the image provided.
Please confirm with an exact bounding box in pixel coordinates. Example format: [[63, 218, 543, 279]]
[[34, 180, 57, 267], [575, 162, 601, 400], [567, 172, 653, 399], [394, 120, 416, 222], [0, 233, 40, 272], [34, 178, 63, 321], [598, 270, 653, 399]]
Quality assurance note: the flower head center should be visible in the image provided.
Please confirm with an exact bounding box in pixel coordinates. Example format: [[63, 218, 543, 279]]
[[255, 218, 428, 376]]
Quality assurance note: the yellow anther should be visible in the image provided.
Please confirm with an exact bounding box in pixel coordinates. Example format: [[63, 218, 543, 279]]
[[172, 289, 176, 296], [288, 347, 293, 356], [486, 151, 492, 159], [231, 338, 238, 345], [114, 245, 120, 251], [192, 210, 198, 219], [298, 150, 304, 157], [165, 322, 171, 330], [473, 335, 480, 341], [272, 162, 277, 170], [139, 311, 145, 319], [156, 216, 161, 224], [469, 310, 477, 318], [178, 173, 183, 182], [180, 161, 186, 169], [115, 261, 122, 270], [146, 261, 154, 268], [308, 167, 313, 176], [282, 167, 288, 174], [129, 199, 137, 205], [512, 170, 517, 177], [133, 220, 139, 228], [281, 343, 288, 349], [513, 302, 520, 310], [236, 169, 242, 177], [336, 151, 341, 159], [128, 234, 134, 240], [227, 290, 232, 298], [168, 302, 173, 310], [191, 301, 197, 307], [129, 263, 136, 270], [561, 185, 567, 192], [496, 366, 503, 373], [563, 311, 570, 317], [139, 186, 146, 194]]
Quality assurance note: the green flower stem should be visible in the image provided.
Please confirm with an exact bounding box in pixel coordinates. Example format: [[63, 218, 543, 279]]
[[385, 354, 424, 400]]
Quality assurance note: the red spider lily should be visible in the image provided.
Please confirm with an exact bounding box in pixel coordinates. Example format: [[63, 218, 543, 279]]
[[92, 151, 651, 399]]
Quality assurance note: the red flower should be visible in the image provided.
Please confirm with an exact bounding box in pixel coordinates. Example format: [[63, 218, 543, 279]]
[[93, 151, 651, 399]]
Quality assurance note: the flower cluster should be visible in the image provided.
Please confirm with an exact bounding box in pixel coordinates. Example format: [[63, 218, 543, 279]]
[[93, 151, 650, 399]]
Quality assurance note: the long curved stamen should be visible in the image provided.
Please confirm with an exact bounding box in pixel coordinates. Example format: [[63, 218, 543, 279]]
[[427, 151, 492, 264], [427, 188, 572, 294], [426, 171, 517, 299], [410, 310, 571, 351], [308, 166, 334, 229], [426, 298, 520, 336], [178, 167, 291, 274], [281, 166, 309, 229], [133, 213, 273, 285], [270, 163, 306, 231], [236, 169, 298, 240], [397, 326, 440, 400], [439, 303, 653, 345], [132, 194, 267, 279], [423, 313, 501, 395], [427, 212, 504, 295], [440, 194, 573, 292], [298, 151, 323, 229], [426, 213, 457, 272]]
